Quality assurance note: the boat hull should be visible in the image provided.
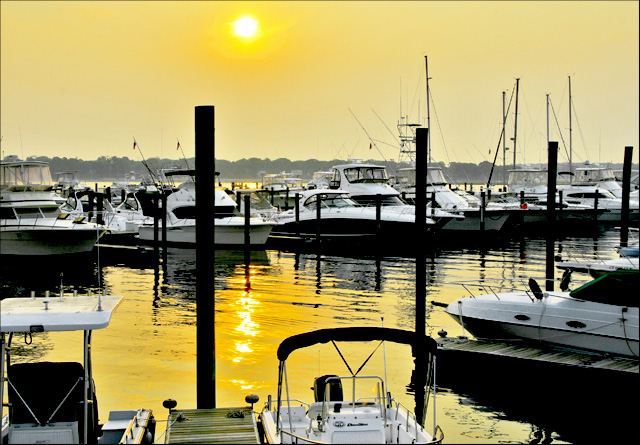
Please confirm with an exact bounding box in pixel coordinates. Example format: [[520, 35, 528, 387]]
[[138, 218, 275, 246], [446, 291, 639, 358], [0, 221, 101, 255]]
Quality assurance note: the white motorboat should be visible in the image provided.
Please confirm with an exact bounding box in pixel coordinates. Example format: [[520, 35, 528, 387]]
[[259, 327, 444, 444], [556, 256, 639, 278], [1, 294, 156, 444], [445, 270, 639, 358], [271, 189, 436, 240], [327, 161, 463, 230], [504, 168, 639, 223], [137, 181, 276, 247], [392, 166, 516, 232], [262, 172, 305, 210], [1, 157, 104, 256]]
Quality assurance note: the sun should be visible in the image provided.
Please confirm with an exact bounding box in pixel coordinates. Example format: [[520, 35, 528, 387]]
[[232, 16, 259, 38]]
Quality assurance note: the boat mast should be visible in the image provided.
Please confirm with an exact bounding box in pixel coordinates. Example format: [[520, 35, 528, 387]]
[[502, 91, 507, 189], [425, 55, 431, 162], [568, 75, 573, 184], [512, 78, 520, 168]]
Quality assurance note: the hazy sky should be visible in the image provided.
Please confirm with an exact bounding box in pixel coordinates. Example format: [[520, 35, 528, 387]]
[[1, 1, 638, 167]]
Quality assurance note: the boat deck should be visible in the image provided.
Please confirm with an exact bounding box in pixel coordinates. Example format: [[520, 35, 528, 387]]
[[164, 407, 261, 444], [436, 336, 638, 373]]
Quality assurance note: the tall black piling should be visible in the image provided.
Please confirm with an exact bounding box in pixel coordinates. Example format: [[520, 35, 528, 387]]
[[413, 126, 428, 424], [195, 106, 216, 408], [546, 141, 558, 292], [620, 146, 633, 247]]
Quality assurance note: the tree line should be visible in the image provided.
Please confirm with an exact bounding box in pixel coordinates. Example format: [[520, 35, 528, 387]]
[[21, 155, 631, 186]]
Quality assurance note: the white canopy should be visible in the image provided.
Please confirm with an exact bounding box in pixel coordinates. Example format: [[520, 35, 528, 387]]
[[1, 295, 123, 332]]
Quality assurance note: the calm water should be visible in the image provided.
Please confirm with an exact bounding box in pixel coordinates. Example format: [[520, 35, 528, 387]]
[[1, 227, 636, 443]]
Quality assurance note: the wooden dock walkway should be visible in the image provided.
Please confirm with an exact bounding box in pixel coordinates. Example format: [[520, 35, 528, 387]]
[[436, 336, 638, 373], [164, 407, 261, 444]]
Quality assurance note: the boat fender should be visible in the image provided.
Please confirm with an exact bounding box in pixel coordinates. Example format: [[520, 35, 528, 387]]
[[528, 278, 544, 300], [560, 269, 572, 291]]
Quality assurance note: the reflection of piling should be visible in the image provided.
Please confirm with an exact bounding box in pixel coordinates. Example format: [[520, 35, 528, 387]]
[[546, 141, 558, 292], [195, 105, 216, 409], [620, 146, 634, 247]]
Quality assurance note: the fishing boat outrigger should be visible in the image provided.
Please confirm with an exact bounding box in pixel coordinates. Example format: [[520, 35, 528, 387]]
[[1, 294, 155, 444], [259, 327, 444, 444]]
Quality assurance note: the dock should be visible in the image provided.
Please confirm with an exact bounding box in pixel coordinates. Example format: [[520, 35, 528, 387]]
[[436, 336, 638, 373], [165, 407, 261, 444]]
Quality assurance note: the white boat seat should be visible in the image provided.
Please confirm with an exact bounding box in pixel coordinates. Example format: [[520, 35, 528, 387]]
[[279, 405, 307, 423]]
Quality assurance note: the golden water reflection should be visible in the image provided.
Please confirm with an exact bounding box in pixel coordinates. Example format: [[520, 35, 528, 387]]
[[2, 231, 629, 443]]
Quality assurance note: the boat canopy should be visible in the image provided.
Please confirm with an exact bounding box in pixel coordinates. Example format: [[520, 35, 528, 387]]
[[569, 270, 639, 307], [276, 327, 437, 361], [1, 295, 123, 332]]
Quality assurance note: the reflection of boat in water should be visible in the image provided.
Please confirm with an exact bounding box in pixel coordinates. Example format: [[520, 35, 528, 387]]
[[1, 157, 104, 256], [259, 327, 444, 444], [445, 270, 639, 358], [1, 294, 156, 444]]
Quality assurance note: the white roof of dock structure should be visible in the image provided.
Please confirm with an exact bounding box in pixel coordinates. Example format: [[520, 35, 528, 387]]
[[1, 295, 123, 332]]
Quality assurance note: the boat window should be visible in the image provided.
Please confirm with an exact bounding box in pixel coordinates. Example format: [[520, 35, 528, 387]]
[[172, 205, 197, 220], [118, 196, 140, 211], [14, 207, 44, 218], [343, 167, 388, 184], [329, 170, 341, 189]]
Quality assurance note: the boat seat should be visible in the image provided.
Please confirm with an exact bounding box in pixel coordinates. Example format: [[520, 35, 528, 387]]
[[279, 405, 307, 423], [7, 361, 98, 441]]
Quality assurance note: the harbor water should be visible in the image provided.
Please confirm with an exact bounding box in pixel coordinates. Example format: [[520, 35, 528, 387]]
[[1, 227, 636, 443]]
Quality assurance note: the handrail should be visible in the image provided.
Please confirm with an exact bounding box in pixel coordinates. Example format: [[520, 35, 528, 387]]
[[279, 429, 325, 444]]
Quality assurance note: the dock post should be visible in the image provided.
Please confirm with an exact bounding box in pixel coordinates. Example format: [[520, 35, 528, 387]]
[[161, 193, 167, 245], [244, 194, 251, 247], [480, 191, 486, 231], [413, 126, 428, 424], [620, 146, 633, 247], [316, 193, 321, 242], [546, 141, 558, 292], [195, 105, 216, 409], [375, 194, 382, 234], [295, 193, 300, 237]]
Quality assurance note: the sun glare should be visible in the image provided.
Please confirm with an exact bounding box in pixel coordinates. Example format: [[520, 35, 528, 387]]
[[233, 16, 258, 38]]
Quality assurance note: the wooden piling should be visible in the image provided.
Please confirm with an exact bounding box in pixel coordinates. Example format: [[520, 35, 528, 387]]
[[195, 105, 216, 409]]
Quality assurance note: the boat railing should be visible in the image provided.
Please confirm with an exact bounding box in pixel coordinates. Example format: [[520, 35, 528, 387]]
[[279, 429, 324, 444], [390, 399, 422, 439], [456, 279, 533, 301]]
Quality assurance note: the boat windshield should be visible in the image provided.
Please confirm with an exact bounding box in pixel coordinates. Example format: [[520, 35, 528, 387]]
[[569, 270, 639, 307], [574, 168, 617, 184], [343, 167, 388, 184], [304, 193, 358, 209], [508, 170, 547, 188], [1, 162, 54, 191], [427, 168, 448, 185]]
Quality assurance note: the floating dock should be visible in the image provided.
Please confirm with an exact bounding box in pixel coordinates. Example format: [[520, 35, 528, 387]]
[[436, 336, 638, 377], [164, 407, 261, 444]]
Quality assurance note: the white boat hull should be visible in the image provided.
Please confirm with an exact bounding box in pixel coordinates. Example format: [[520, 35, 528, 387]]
[[0, 220, 101, 255], [446, 289, 639, 358], [138, 218, 275, 246]]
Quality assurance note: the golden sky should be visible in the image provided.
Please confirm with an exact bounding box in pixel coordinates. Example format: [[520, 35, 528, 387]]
[[1, 1, 638, 166]]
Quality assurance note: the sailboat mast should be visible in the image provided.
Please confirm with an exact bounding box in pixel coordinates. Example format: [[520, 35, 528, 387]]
[[513, 78, 520, 168], [502, 91, 507, 189], [425, 55, 431, 162], [568, 75, 573, 183]]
